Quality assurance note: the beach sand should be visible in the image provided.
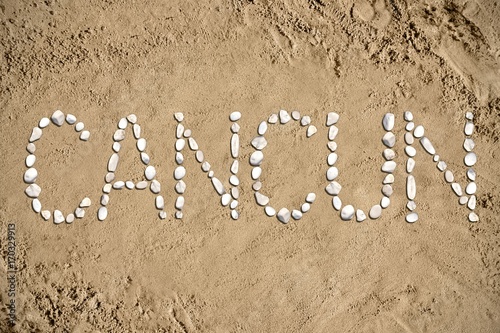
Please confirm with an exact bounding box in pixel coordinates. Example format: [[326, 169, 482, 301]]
[[1, 0, 500, 331]]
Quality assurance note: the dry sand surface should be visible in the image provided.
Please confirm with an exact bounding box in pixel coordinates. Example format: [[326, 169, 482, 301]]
[[1, 0, 500, 332]]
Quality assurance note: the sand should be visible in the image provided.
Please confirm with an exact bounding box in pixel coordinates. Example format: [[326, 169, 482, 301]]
[[1, 0, 500, 331]]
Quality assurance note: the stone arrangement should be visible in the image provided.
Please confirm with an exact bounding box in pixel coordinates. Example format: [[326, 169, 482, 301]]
[[403, 111, 478, 223], [24, 110, 92, 224], [324, 112, 396, 222], [250, 110, 317, 223], [24, 109, 479, 224]]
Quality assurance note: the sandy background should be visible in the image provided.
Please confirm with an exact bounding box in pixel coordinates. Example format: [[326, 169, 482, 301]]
[[1, 0, 500, 331]]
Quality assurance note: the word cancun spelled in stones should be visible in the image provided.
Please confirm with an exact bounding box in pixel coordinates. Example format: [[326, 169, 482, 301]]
[[23, 109, 478, 225]]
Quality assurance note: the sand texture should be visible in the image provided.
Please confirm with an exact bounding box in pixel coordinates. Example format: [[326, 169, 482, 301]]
[[1, 0, 500, 332]]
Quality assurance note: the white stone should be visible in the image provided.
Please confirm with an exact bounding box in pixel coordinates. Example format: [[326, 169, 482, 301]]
[[202, 161, 211, 172], [188, 137, 199, 151], [174, 113, 184, 122], [463, 138, 475, 152], [118, 118, 127, 129], [106, 172, 115, 184], [176, 151, 184, 164], [24, 168, 38, 183], [420, 137, 435, 155], [113, 129, 125, 141], [141, 152, 150, 165], [250, 151, 264, 166], [300, 116, 311, 126], [230, 111, 241, 121], [382, 184, 393, 197], [136, 181, 148, 190], [229, 175, 240, 186], [26, 154, 36, 167], [221, 193, 231, 206], [291, 209, 302, 220], [382, 132, 396, 148], [231, 123, 240, 133], [413, 125, 424, 138], [258, 121, 268, 135], [407, 201, 416, 211], [382, 113, 395, 131], [301, 202, 311, 213], [265, 206, 276, 216], [112, 142, 120, 152], [405, 132, 414, 145], [175, 139, 185, 152], [98, 207, 108, 221], [406, 212, 418, 223], [467, 168, 476, 181], [175, 211, 184, 219], [383, 174, 394, 184], [307, 125, 317, 137], [100, 194, 110, 205], [255, 192, 269, 206], [356, 209, 367, 222], [174, 166, 186, 180], [381, 196, 390, 208], [230, 200, 238, 209], [327, 153, 338, 166], [175, 180, 186, 194], [252, 181, 262, 191], [231, 210, 239, 220], [155, 195, 164, 209], [25, 184, 41, 198], [465, 182, 476, 195], [464, 122, 474, 136], [405, 146, 416, 157], [176, 123, 184, 139], [326, 112, 339, 126], [459, 196, 468, 205], [328, 126, 339, 141], [326, 182, 342, 195], [369, 205, 382, 219], [452, 183, 463, 196], [211, 177, 225, 195], [231, 187, 239, 199], [175, 196, 185, 210], [469, 212, 479, 222], [29, 127, 42, 142], [66, 214, 75, 223], [406, 175, 416, 200], [129, 123, 140, 139], [327, 141, 337, 152], [332, 196, 342, 210], [41, 210, 51, 220], [326, 167, 338, 181], [51, 110, 65, 126], [27, 143, 36, 154], [341, 205, 355, 220], [39, 117, 50, 128], [268, 114, 278, 124], [159, 211, 167, 219], [145, 166, 156, 180], [407, 158, 415, 173], [251, 136, 267, 150], [433, 155, 440, 162], [437, 161, 447, 171], [80, 131, 90, 141], [75, 122, 84, 132], [277, 208, 291, 223], [383, 149, 396, 160], [404, 111, 413, 121], [54, 210, 65, 224], [125, 181, 134, 189], [127, 114, 137, 124], [252, 167, 262, 180], [445, 170, 454, 183], [230, 160, 239, 174], [108, 153, 119, 172], [103, 184, 112, 193], [468, 195, 476, 210], [464, 152, 477, 166], [32, 199, 42, 213], [306, 193, 316, 203], [113, 181, 125, 189], [291, 111, 300, 120], [405, 122, 415, 131], [465, 112, 473, 120], [382, 161, 397, 173], [137, 138, 146, 152], [279, 110, 291, 124]]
